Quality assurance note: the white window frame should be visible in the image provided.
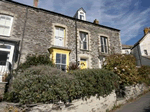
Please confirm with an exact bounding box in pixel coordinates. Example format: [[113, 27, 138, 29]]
[[80, 32, 88, 50], [79, 12, 84, 20], [0, 15, 13, 36], [54, 26, 65, 47], [55, 53, 67, 71], [100, 36, 108, 53]]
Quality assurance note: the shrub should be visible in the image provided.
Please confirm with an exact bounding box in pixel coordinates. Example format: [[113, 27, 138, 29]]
[[67, 62, 80, 71], [138, 66, 150, 85], [5, 65, 80, 104], [5, 66, 118, 104], [103, 54, 139, 86], [69, 69, 119, 98], [17, 53, 54, 70]]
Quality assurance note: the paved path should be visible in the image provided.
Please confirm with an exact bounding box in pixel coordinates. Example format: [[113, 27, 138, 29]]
[[115, 92, 150, 112]]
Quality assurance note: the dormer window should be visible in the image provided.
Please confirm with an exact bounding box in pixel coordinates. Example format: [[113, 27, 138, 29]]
[[74, 8, 86, 21], [80, 12, 84, 20]]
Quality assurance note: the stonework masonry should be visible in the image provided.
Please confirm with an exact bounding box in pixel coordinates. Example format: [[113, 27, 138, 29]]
[[0, 0, 122, 68]]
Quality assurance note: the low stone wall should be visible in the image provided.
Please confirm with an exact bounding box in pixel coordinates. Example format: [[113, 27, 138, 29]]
[[0, 84, 149, 112], [0, 82, 7, 100], [124, 83, 149, 100], [30, 90, 116, 112]]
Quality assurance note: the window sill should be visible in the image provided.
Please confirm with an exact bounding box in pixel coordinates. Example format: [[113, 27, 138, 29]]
[[80, 49, 90, 52]]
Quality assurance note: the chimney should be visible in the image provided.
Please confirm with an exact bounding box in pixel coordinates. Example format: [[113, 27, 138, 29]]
[[93, 19, 99, 24], [34, 0, 39, 7], [144, 27, 150, 35]]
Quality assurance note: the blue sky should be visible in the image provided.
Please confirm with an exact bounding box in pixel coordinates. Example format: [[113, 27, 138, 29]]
[[14, 0, 150, 45]]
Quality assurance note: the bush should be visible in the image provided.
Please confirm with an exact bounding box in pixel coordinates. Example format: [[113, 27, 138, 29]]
[[103, 54, 139, 85], [67, 62, 80, 71], [69, 69, 119, 98], [138, 66, 150, 85], [5, 66, 118, 104], [5, 65, 80, 104], [17, 53, 54, 70]]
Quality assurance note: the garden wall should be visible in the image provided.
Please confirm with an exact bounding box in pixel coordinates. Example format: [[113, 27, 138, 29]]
[[28, 84, 149, 112]]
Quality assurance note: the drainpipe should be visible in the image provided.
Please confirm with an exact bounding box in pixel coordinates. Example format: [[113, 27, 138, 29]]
[[17, 6, 29, 67], [75, 19, 78, 65]]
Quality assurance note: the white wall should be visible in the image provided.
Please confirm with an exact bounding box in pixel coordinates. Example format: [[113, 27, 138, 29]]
[[122, 49, 131, 54], [139, 33, 150, 56]]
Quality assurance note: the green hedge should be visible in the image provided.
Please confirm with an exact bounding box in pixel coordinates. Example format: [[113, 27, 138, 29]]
[[138, 66, 150, 85], [69, 69, 119, 98], [17, 53, 54, 70], [5, 66, 118, 104]]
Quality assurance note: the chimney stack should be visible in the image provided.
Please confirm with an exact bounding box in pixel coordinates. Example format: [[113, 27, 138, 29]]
[[93, 19, 99, 24], [34, 0, 39, 7], [144, 27, 150, 35]]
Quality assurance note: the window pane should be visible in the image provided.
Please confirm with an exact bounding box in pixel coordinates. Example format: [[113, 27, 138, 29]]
[[0, 16, 6, 26], [55, 27, 59, 36], [3, 27, 10, 36], [5, 18, 11, 26], [0, 51, 9, 65], [101, 37, 103, 45], [62, 54, 66, 64], [56, 53, 61, 63], [56, 64, 61, 69], [0, 27, 4, 35], [61, 65, 66, 71], [105, 46, 107, 53], [83, 42, 87, 50], [59, 28, 64, 38], [101, 45, 104, 52]]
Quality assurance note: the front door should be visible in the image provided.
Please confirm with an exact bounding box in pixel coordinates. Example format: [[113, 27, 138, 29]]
[[0, 42, 15, 82], [80, 59, 87, 69]]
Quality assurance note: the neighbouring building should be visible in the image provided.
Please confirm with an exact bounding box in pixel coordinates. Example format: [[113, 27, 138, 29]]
[[122, 44, 132, 54], [132, 28, 150, 66], [0, 0, 122, 81]]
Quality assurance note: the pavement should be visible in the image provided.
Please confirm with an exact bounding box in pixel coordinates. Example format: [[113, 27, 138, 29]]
[[115, 92, 150, 112]]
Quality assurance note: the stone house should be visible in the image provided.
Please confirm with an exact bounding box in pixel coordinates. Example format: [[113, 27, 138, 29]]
[[132, 28, 150, 66], [0, 0, 121, 81]]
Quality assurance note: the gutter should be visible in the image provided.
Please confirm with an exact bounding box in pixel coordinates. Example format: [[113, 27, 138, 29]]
[[17, 6, 29, 67], [137, 45, 142, 66]]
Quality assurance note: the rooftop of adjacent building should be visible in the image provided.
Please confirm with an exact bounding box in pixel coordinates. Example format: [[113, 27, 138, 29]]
[[122, 44, 133, 49]]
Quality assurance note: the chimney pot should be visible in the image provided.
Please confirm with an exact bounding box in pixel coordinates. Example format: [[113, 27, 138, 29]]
[[93, 19, 99, 24], [34, 0, 39, 7], [144, 27, 150, 35]]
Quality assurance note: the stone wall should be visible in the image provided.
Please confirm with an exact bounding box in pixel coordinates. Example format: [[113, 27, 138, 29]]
[[0, 1, 121, 69]]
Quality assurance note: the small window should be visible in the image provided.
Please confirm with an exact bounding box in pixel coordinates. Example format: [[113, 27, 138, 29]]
[[79, 12, 84, 20], [0, 15, 13, 36], [80, 32, 88, 50], [54, 27, 65, 47], [0, 51, 9, 65], [56, 53, 66, 71], [144, 50, 148, 55], [100, 36, 108, 53]]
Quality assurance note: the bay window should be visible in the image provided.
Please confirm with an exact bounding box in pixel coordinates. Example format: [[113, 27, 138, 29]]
[[56, 53, 66, 71]]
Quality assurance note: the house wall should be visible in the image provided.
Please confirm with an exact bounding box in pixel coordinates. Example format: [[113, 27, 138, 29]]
[[0, 1, 121, 69], [139, 33, 150, 56], [141, 57, 150, 66], [122, 49, 131, 54], [132, 45, 142, 66]]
